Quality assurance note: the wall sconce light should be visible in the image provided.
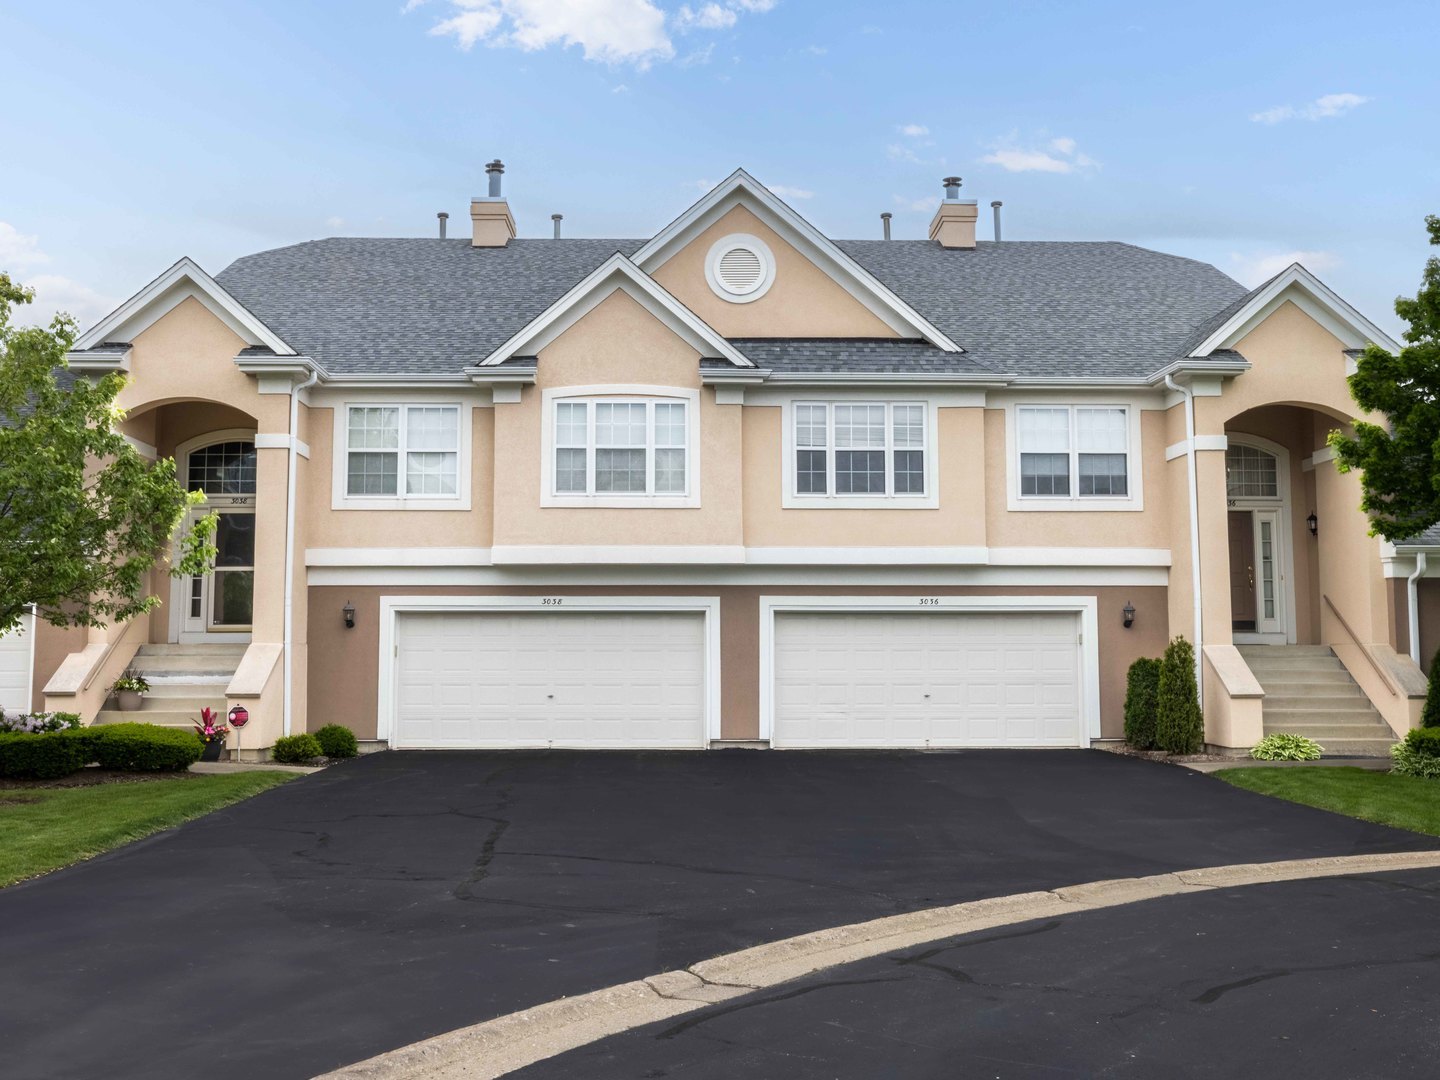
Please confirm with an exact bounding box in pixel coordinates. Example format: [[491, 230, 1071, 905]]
[[1307, 512, 1318, 538], [342, 602, 356, 629], [1122, 601, 1136, 629]]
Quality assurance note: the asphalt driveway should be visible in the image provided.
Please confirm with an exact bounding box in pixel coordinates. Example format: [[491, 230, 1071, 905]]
[[0, 749, 1435, 1080], [515, 867, 1440, 1079]]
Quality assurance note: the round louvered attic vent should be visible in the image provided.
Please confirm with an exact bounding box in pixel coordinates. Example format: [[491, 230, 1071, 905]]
[[705, 234, 776, 303]]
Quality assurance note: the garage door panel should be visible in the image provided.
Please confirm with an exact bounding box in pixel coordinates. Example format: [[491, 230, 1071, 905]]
[[773, 610, 1082, 749], [394, 609, 705, 749]]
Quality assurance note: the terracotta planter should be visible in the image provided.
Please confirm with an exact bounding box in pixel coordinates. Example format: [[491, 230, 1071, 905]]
[[116, 690, 144, 711]]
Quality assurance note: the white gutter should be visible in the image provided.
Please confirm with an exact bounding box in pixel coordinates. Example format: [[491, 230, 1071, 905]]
[[1165, 374, 1204, 704], [1409, 552, 1428, 665], [282, 367, 320, 736]]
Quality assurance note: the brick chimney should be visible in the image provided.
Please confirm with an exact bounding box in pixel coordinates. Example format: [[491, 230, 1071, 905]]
[[928, 176, 978, 249], [471, 159, 517, 247]]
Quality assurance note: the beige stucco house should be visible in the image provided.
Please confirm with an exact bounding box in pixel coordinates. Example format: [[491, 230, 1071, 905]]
[[11, 166, 1431, 757]]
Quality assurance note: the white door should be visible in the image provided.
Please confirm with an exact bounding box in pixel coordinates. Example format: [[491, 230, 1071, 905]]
[[0, 611, 34, 715], [772, 610, 1083, 748], [393, 610, 706, 748]]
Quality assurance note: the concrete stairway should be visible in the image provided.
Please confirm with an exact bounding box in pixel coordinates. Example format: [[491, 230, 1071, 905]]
[[94, 644, 246, 729], [1238, 644, 1398, 757]]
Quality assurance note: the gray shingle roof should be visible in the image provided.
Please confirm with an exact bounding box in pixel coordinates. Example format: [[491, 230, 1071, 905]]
[[724, 338, 994, 375], [211, 235, 1248, 380]]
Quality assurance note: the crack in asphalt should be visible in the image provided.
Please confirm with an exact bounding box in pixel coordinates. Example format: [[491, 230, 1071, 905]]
[[652, 976, 908, 1040], [1190, 949, 1440, 1004]]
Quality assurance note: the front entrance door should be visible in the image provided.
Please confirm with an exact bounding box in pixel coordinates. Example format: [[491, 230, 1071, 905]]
[[1228, 507, 1285, 640], [173, 437, 257, 643], [1228, 511, 1256, 630]]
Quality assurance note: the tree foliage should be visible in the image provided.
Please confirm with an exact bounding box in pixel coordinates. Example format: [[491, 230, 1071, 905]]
[[1155, 636, 1204, 755], [0, 274, 215, 637], [1330, 215, 1440, 541]]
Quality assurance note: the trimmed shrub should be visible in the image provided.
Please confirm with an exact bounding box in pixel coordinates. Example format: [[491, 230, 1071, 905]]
[[1123, 658, 1162, 749], [1250, 732, 1324, 761], [1403, 726, 1440, 757], [1156, 636, 1205, 755], [272, 733, 324, 764], [1392, 733, 1440, 777], [91, 723, 203, 772], [1422, 647, 1440, 728], [313, 724, 358, 759], [0, 729, 98, 779]]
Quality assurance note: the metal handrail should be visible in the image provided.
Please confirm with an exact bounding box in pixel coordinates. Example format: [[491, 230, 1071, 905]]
[[1322, 594, 1400, 698]]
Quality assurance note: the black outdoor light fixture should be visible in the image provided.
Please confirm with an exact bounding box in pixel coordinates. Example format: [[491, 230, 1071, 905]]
[[1307, 512, 1319, 537], [1122, 601, 1136, 629], [342, 601, 356, 629]]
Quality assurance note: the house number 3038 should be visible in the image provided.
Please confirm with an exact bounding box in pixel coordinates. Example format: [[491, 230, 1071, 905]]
[[541, 597, 564, 606]]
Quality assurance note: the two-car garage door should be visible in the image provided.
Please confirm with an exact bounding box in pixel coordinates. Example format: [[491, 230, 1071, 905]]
[[771, 610, 1083, 748]]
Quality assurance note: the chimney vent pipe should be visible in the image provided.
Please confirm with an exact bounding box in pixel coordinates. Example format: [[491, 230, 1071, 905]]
[[485, 159, 505, 198], [880, 212, 892, 241], [551, 213, 563, 239], [943, 176, 963, 200], [437, 211, 449, 240], [991, 200, 1002, 243]]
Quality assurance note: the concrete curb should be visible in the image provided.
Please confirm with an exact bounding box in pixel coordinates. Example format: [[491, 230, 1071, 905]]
[[316, 849, 1440, 1080]]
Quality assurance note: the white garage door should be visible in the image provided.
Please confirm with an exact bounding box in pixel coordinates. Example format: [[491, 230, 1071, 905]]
[[393, 610, 706, 749], [773, 610, 1083, 748], [0, 612, 34, 715]]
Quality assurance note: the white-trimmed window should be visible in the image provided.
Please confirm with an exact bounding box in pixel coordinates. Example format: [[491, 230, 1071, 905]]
[[550, 397, 692, 499], [792, 401, 928, 499], [1017, 405, 1131, 500], [345, 405, 460, 499]]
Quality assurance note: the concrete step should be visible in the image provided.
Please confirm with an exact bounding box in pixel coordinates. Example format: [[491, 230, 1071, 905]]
[[143, 678, 230, 698], [134, 643, 248, 657], [128, 655, 243, 676], [1317, 738, 1399, 758], [1263, 700, 1386, 718], [94, 709, 206, 728], [1256, 680, 1368, 698], [1263, 721, 1396, 740], [1261, 710, 1390, 729], [1238, 644, 1336, 657], [1244, 657, 1351, 674]]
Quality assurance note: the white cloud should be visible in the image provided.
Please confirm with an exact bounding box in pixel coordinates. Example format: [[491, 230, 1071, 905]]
[[677, 41, 714, 66], [675, 2, 735, 30], [0, 223, 117, 332], [1229, 249, 1341, 287], [982, 134, 1097, 174], [898, 123, 928, 137], [324, 216, 346, 230], [413, 0, 777, 66], [1250, 91, 1370, 124], [886, 142, 920, 164], [768, 184, 813, 200], [612, 82, 630, 92], [893, 194, 940, 214], [0, 222, 50, 270], [803, 44, 827, 55]]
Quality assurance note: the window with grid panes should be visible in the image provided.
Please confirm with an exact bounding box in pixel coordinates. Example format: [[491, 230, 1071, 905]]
[[552, 398, 689, 497], [793, 402, 927, 498], [345, 405, 459, 498], [1017, 406, 1130, 499]]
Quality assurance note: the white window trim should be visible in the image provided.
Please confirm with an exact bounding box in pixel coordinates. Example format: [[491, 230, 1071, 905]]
[[1006, 401, 1144, 512], [704, 233, 776, 305], [541, 385, 702, 508], [376, 594, 723, 747], [331, 399, 473, 511], [781, 396, 939, 509], [757, 594, 1101, 748]]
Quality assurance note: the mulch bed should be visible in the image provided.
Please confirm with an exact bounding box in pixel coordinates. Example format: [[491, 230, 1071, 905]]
[[1095, 742, 1242, 765], [0, 767, 201, 791]]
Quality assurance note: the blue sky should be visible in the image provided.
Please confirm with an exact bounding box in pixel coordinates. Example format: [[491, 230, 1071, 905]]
[[2, 0, 1435, 339]]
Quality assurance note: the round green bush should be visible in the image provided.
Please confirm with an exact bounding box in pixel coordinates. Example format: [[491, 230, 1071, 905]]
[[313, 724, 358, 759], [91, 723, 203, 771], [1250, 732, 1324, 761], [272, 733, 324, 764]]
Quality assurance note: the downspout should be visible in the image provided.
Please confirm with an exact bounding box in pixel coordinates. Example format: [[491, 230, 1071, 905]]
[[283, 366, 320, 737], [1165, 374, 1204, 704], [1408, 552, 1428, 666]]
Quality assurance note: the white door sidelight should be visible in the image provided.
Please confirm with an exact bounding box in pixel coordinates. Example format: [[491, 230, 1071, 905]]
[[763, 597, 1098, 749], [381, 598, 720, 749]]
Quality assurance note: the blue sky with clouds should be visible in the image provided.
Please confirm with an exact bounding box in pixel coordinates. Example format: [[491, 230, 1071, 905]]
[[2, 0, 1435, 338]]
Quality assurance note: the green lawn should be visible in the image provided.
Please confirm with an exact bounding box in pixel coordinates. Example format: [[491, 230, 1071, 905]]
[[0, 772, 295, 887], [1216, 766, 1440, 837]]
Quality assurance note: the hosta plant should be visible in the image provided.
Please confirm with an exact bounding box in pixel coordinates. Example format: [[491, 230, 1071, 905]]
[[1250, 733, 1324, 761]]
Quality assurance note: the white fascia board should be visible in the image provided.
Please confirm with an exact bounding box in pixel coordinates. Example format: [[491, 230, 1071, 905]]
[[630, 169, 964, 353], [65, 346, 132, 372], [316, 373, 475, 388], [307, 547, 493, 567], [74, 257, 294, 355], [1191, 264, 1401, 357], [479, 253, 753, 368], [986, 546, 1172, 567], [465, 364, 537, 385], [758, 371, 1009, 387], [1146, 357, 1252, 386]]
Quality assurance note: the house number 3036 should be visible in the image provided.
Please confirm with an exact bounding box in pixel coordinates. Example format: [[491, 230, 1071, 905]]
[[918, 598, 941, 606], [541, 597, 563, 605]]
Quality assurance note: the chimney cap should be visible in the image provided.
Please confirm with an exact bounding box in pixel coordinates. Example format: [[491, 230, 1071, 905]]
[[551, 213, 563, 220], [485, 159, 505, 173], [942, 176, 962, 186], [990, 200, 1002, 208], [880, 211, 893, 219], [437, 211, 450, 219]]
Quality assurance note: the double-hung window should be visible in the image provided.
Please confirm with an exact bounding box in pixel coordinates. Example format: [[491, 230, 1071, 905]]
[[1017, 405, 1130, 501], [345, 405, 460, 499], [793, 401, 928, 500], [552, 397, 690, 499]]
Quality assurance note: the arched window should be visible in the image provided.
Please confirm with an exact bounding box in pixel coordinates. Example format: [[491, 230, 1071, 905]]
[[187, 441, 256, 496], [1226, 444, 1278, 499]]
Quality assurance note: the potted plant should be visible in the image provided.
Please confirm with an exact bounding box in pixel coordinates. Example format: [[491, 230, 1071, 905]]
[[193, 707, 231, 762], [111, 672, 150, 711]]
